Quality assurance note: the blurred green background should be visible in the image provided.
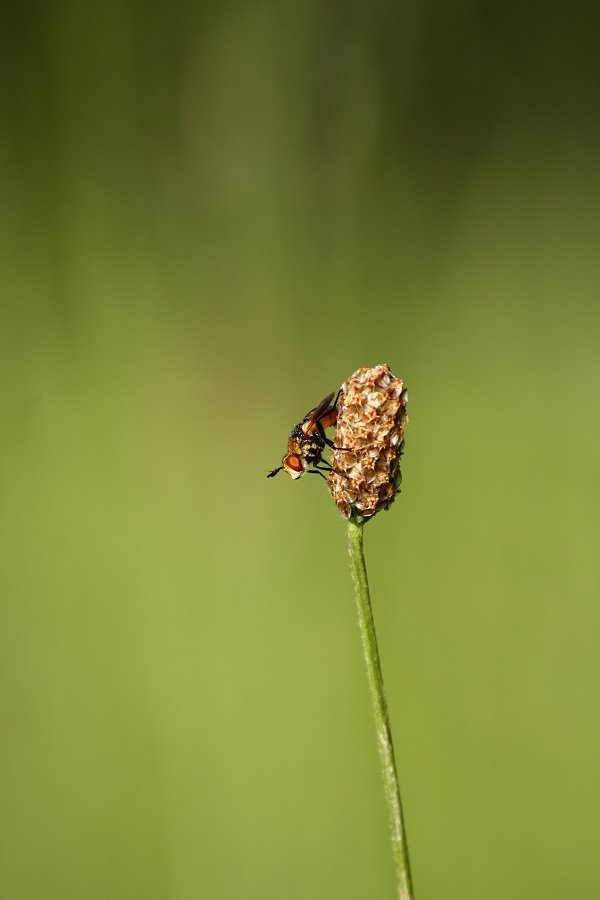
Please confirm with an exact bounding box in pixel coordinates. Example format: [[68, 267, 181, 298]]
[[1, 2, 599, 898]]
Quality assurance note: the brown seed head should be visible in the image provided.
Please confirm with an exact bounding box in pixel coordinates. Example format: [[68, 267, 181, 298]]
[[329, 364, 408, 520]]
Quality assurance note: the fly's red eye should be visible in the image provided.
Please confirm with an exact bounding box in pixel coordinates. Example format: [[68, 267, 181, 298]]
[[286, 455, 303, 471]]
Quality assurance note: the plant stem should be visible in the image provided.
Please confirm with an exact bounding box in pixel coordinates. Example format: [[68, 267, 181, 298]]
[[346, 517, 414, 900]]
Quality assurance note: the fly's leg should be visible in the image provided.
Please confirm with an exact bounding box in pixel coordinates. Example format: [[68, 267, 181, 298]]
[[311, 459, 349, 480], [315, 420, 352, 451]]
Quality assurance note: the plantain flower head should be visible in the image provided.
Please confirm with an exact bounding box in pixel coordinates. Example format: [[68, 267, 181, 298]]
[[329, 364, 408, 520]]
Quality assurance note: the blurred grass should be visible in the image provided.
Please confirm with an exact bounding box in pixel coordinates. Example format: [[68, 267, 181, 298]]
[[1, 2, 599, 898]]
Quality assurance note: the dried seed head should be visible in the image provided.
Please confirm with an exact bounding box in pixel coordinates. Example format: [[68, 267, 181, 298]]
[[329, 364, 408, 520]]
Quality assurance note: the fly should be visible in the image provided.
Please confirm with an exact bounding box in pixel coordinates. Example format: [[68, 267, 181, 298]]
[[267, 390, 344, 481]]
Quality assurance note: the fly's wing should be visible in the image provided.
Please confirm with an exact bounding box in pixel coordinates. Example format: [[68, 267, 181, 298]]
[[300, 391, 336, 438], [304, 392, 335, 425]]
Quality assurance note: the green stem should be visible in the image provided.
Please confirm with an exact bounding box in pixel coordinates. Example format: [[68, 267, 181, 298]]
[[346, 517, 414, 900]]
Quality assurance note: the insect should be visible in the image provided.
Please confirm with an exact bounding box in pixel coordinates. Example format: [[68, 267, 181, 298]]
[[267, 390, 344, 481]]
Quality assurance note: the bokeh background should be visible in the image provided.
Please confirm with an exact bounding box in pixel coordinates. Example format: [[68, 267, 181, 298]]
[[1, 2, 599, 898]]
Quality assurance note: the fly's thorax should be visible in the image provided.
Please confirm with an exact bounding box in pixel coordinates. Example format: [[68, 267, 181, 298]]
[[287, 432, 303, 455], [289, 423, 305, 445], [302, 435, 325, 464]]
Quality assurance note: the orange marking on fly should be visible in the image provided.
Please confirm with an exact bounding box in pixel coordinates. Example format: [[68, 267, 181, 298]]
[[302, 406, 337, 436]]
